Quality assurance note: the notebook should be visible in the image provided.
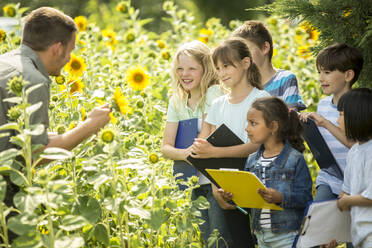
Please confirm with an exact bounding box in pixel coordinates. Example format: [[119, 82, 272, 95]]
[[187, 124, 247, 186], [173, 118, 198, 190], [293, 200, 351, 247], [206, 169, 283, 210], [301, 118, 344, 180]]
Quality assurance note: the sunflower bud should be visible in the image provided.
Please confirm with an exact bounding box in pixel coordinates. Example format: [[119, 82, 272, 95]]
[[116, 2, 128, 14], [7, 76, 25, 95], [3, 5, 16, 17], [0, 29, 6, 43], [101, 128, 115, 143], [56, 125, 66, 135], [149, 153, 159, 163], [55, 75, 65, 85], [7, 106, 21, 121]]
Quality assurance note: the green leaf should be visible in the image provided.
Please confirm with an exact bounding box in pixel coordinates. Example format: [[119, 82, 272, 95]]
[[60, 215, 88, 231], [25, 83, 43, 97], [0, 123, 20, 132], [0, 148, 20, 163], [149, 209, 169, 230], [125, 206, 150, 219], [54, 235, 84, 248], [193, 196, 210, 210], [3, 96, 22, 104], [24, 124, 45, 136], [40, 147, 73, 160], [93, 223, 109, 246], [12, 231, 42, 248], [0, 176, 6, 202], [26, 101, 42, 116], [78, 196, 101, 224], [0, 132, 10, 138], [7, 213, 38, 235]]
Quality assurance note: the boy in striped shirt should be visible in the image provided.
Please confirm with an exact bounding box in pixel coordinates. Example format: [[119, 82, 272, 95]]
[[232, 21, 306, 111]]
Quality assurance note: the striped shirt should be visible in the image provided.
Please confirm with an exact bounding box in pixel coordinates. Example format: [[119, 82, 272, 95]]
[[316, 95, 349, 195], [264, 69, 306, 111], [259, 155, 277, 229]]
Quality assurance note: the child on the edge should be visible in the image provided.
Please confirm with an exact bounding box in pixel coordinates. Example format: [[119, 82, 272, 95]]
[[336, 88, 372, 248], [219, 97, 313, 248]]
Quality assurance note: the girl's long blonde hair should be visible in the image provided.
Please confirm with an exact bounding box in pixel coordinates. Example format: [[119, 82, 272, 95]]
[[171, 40, 220, 111]]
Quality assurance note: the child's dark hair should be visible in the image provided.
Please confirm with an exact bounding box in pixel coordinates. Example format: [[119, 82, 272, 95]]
[[252, 97, 305, 152], [316, 43, 364, 87], [212, 37, 262, 89], [337, 88, 372, 142], [232, 21, 274, 61]]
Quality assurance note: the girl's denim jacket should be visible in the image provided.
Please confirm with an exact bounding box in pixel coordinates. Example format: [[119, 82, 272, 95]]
[[244, 141, 313, 233]]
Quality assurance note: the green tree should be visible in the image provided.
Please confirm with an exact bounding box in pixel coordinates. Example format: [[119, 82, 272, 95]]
[[259, 0, 372, 87]]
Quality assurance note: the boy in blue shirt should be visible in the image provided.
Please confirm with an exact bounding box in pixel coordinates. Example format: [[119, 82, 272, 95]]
[[300, 43, 363, 248]]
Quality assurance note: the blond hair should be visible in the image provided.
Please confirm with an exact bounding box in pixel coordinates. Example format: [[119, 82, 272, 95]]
[[171, 40, 220, 111]]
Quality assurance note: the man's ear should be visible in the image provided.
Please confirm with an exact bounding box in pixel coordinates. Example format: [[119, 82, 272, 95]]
[[49, 42, 63, 56], [344, 69, 355, 84], [261, 41, 271, 56], [242, 56, 251, 69]]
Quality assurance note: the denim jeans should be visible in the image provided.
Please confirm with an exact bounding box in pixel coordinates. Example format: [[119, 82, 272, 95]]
[[192, 184, 232, 248], [254, 229, 297, 248], [313, 185, 353, 248]]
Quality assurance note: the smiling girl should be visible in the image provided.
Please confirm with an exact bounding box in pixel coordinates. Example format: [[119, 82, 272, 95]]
[[161, 40, 230, 247]]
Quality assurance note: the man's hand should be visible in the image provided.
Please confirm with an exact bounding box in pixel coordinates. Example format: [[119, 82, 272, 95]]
[[257, 188, 283, 204], [85, 104, 111, 133], [190, 138, 216, 158]]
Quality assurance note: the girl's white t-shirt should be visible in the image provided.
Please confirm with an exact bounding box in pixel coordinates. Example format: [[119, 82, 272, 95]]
[[206, 87, 270, 142]]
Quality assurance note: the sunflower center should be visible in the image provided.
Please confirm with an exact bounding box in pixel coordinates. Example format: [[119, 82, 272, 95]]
[[134, 73, 144, 83], [71, 60, 81, 70], [70, 82, 78, 91]]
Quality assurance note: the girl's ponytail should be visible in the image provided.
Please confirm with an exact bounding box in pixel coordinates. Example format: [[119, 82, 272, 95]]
[[247, 62, 262, 90], [287, 110, 305, 153], [252, 97, 305, 153]]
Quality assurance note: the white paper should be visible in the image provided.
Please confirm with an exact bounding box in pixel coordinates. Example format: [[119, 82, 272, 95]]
[[295, 200, 351, 247]]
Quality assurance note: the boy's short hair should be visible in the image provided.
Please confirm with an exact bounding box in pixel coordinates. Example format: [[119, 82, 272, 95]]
[[316, 43, 364, 86], [22, 7, 78, 51], [232, 21, 273, 61], [337, 88, 372, 142]]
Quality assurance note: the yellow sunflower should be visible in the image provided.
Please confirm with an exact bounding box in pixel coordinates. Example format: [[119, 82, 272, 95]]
[[199, 28, 213, 36], [156, 40, 166, 49], [64, 54, 86, 78], [3, 5, 16, 17], [114, 87, 131, 115], [81, 106, 86, 121], [102, 29, 118, 49], [74, 16, 87, 32], [0, 29, 6, 42], [126, 66, 149, 91], [198, 36, 208, 44], [68, 79, 84, 95]]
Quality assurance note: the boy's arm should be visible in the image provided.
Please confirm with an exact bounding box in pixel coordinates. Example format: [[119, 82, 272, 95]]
[[299, 112, 355, 148]]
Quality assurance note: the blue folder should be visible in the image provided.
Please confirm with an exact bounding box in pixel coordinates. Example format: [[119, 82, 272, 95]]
[[173, 118, 198, 190]]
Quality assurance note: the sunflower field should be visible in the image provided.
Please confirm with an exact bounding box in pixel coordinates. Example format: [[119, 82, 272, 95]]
[[0, 1, 323, 247]]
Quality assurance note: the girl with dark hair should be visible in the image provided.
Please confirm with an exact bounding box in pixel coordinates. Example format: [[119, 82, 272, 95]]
[[191, 37, 270, 247], [218, 97, 313, 248], [335, 88, 372, 248]]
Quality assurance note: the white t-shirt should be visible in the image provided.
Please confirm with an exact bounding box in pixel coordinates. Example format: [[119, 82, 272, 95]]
[[205, 87, 270, 142], [342, 139, 372, 247]]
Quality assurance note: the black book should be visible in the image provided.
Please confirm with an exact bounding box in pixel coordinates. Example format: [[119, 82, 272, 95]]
[[187, 124, 247, 186], [301, 118, 344, 180]]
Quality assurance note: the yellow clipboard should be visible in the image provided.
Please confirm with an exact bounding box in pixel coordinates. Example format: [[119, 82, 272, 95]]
[[206, 169, 283, 211]]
